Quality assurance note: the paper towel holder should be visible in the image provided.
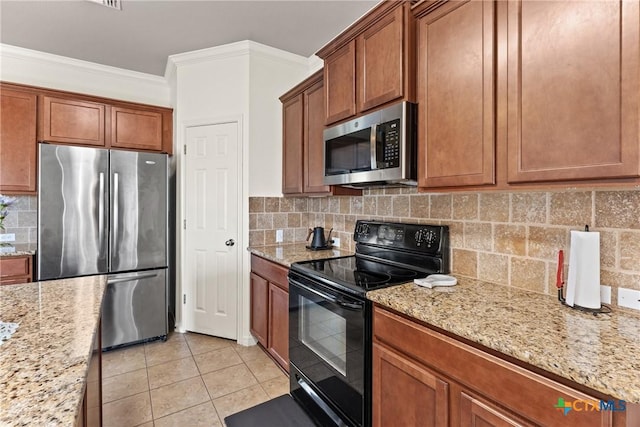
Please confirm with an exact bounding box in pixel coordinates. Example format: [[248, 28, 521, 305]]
[[556, 225, 611, 315]]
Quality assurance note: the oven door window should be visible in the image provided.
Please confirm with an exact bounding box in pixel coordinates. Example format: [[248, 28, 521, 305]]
[[299, 294, 348, 376], [289, 278, 365, 427]]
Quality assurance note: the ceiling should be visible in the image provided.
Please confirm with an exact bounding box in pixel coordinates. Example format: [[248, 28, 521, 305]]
[[0, 0, 378, 76]]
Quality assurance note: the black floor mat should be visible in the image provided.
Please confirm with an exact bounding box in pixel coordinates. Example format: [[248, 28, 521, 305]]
[[224, 394, 317, 427]]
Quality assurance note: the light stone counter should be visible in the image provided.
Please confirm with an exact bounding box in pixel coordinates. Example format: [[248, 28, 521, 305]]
[[0, 275, 107, 426], [367, 277, 640, 403], [248, 242, 354, 267]]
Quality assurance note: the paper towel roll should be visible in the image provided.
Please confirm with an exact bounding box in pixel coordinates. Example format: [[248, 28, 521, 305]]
[[566, 230, 601, 309]]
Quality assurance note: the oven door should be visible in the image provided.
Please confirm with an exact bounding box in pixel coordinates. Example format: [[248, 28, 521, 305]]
[[289, 274, 366, 427]]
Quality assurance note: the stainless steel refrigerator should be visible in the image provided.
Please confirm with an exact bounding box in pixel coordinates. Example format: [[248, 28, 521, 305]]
[[37, 143, 168, 350]]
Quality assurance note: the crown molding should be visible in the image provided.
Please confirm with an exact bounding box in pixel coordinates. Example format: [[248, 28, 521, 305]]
[[0, 43, 167, 85], [166, 40, 308, 74]]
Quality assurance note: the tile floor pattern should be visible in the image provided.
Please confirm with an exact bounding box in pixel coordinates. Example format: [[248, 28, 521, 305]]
[[101, 332, 289, 427]]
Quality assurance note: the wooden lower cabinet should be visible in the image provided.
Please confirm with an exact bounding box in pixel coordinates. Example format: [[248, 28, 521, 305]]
[[0, 255, 32, 285], [373, 305, 623, 427], [373, 342, 449, 427], [267, 282, 289, 371], [249, 255, 289, 372], [249, 272, 269, 347]]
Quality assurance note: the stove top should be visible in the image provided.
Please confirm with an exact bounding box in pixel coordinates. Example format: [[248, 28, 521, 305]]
[[290, 255, 427, 295], [290, 220, 450, 297]]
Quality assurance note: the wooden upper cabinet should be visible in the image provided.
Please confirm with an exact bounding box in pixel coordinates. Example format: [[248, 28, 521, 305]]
[[318, 1, 415, 125], [282, 94, 304, 194], [506, 0, 640, 183], [111, 106, 163, 151], [357, 5, 405, 112], [324, 42, 357, 125], [304, 79, 331, 194], [416, 0, 496, 188], [42, 96, 106, 146], [0, 88, 37, 194]]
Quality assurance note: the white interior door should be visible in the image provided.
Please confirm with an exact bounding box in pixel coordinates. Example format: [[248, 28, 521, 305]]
[[185, 122, 239, 339]]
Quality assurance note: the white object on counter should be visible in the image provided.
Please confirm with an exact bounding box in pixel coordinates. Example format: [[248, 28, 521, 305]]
[[414, 274, 457, 289], [0, 321, 19, 346], [566, 230, 601, 309]]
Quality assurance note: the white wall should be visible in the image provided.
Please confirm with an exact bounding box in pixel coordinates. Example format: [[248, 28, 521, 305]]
[[249, 49, 309, 196], [0, 44, 171, 106], [168, 41, 309, 344]]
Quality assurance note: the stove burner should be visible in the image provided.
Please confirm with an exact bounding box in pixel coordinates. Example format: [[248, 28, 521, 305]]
[[353, 270, 391, 286]]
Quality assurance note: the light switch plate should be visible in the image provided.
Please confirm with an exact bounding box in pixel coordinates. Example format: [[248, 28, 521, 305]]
[[600, 285, 611, 305], [618, 288, 640, 311], [0, 233, 15, 242], [332, 237, 341, 248], [275, 229, 283, 243]]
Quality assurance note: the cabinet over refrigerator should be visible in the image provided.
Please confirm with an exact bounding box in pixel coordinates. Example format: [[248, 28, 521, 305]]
[[37, 143, 168, 349]]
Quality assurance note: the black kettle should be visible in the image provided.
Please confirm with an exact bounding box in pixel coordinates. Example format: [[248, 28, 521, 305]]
[[307, 226, 333, 249]]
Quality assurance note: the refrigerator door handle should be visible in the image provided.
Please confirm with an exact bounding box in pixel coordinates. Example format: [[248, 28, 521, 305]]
[[113, 172, 119, 250], [98, 172, 105, 251], [108, 272, 159, 284]]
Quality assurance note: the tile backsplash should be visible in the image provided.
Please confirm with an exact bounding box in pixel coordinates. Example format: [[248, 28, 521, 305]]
[[249, 187, 640, 308], [0, 195, 37, 244]]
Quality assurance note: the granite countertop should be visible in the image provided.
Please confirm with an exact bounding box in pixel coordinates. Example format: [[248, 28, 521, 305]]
[[248, 242, 354, 267], [0, 275, 107, 425], [367, 278, 640, 403], [0, 243, 37, 257]]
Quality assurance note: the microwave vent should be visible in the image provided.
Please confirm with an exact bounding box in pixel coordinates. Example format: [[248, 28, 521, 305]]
[[86, 0, 122, 10]]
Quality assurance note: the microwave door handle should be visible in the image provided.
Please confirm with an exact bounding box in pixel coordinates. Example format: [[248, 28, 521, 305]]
[[370, 123, 378, 170]]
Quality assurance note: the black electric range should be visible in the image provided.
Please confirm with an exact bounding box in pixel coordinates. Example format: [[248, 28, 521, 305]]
[[288, 220, 450, 427]]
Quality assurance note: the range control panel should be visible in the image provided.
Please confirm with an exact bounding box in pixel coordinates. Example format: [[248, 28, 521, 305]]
[[354, 220, 449, 255]]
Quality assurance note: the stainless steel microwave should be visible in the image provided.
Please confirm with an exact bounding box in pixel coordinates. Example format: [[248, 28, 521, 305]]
[[323, 101, 417, 187]]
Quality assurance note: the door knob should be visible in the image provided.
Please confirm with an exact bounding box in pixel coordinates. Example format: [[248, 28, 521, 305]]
[[225, 239, 235, 247]]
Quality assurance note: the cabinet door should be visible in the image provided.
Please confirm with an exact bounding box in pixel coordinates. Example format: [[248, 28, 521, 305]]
[[357, 5, 405, 113], [417, 1, 495, 188], [250, 272, 268, 347], [460, 392, 534, 427], [303, 79, 331, 194], [268, 283, 289, 372], [282, 94, 304, 194], [373, 343, 448, 427], [42, 96, 105, 146], [268, 282, 289, 372], [0, 89, 37, 194], [324, 41, 356, 125], [506, 0, 640, 183], [0, 255, 32, 285], [111, 107, 163, 151]]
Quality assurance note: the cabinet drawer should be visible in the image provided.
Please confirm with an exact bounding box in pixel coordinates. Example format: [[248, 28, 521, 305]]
[[0, 256, 31, 277], [373, 307, 612, 427], [251, 255, 288, 290]]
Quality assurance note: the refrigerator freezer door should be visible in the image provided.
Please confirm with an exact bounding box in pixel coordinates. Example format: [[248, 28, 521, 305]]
[[37, 144, 109, 280], [102, 268, 167, 349], [110, 150, 167, 272]]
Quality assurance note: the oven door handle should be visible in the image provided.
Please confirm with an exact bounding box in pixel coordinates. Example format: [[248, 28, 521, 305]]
[[290, 278, 364, 311]]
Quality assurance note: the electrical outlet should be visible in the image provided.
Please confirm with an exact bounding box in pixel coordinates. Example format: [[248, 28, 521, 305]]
[[332, 237, 341, 248], [0, 233, 15, 242], [618, 288, 640, 311], [275, 229, 283, 243], [600, 285, 611, 305]]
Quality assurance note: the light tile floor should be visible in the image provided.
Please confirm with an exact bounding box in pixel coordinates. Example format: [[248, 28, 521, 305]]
[[101, 332, 289, 427]]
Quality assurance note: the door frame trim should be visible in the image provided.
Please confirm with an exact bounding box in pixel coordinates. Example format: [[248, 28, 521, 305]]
[[177, 115, 254, 345]]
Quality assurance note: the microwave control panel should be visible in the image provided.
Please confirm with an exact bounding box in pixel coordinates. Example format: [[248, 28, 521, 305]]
[[379, 119, 401, 168]]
